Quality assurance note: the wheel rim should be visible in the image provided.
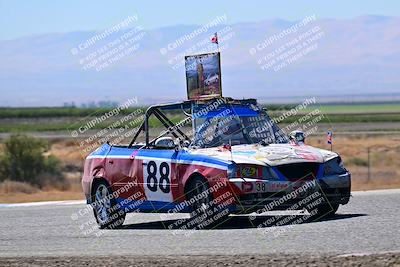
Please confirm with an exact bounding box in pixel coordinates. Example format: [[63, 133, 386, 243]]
[[95, 184, 111, 223]]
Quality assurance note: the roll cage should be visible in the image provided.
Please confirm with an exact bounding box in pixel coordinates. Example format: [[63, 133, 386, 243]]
[[128, 97, 258, 148]]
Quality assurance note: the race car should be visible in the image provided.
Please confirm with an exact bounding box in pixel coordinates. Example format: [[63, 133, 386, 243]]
[[204, 73, 219, 86], [82, 97, 351, 229]]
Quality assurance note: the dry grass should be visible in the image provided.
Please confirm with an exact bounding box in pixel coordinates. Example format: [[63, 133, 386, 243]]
[[0, 180, 39, 194], [0, 182, 83, 203], [49, 139, 87, 168], [0, 191, 84, 203], [307, 135, 400, 191]]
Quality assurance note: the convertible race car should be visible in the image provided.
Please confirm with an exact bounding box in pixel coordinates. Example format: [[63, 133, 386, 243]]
[[82, 97, 351, 229]]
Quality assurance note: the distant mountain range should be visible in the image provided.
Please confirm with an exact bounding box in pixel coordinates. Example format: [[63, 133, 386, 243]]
[[0, 15, 399, 107]]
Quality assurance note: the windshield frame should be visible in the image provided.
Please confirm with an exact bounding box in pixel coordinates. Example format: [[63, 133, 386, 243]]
[[190, 103, 288, 148]]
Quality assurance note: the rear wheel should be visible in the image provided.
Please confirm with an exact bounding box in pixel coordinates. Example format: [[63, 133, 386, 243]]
[[92, 180, 125, 229]]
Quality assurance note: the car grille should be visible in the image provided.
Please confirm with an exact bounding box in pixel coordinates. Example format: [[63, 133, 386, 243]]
[[276, 162, 319, 181]]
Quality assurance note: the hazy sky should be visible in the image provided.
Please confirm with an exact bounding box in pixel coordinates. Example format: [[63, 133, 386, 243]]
[[1, 0, 399, 40]]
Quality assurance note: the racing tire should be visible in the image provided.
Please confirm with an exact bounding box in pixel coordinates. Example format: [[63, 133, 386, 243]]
[[186, 176, 229, 229], [92, 180, 126, 229], [310, 203, 339, 220]]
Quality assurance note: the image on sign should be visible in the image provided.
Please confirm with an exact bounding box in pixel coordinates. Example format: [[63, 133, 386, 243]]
[[185, 52, 222, 100]]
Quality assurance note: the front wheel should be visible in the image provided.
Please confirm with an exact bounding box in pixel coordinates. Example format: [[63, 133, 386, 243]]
[[186, 177, 229, 229], [92, 180, 125, 229], [309, 203, 339, 220]]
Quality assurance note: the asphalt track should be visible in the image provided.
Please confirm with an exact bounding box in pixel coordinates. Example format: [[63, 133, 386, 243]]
[[0, 189, 399, 265]]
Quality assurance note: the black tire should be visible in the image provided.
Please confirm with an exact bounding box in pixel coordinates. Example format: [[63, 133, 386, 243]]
[[186, 176, 229, 229], [310, 203, 339, 220], [91, 180, 126, 229]]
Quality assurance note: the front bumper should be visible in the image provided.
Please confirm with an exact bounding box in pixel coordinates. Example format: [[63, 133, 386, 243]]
[[228, 172, 351, 213]]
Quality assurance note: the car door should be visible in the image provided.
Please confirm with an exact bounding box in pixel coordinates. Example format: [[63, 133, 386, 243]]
[[138, 149, 179, 206]]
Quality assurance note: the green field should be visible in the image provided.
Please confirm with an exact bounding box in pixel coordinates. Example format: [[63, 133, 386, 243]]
[[303, 103, 400, 114], [0, 103, 399, 133], [0, 103, 398, 118], [0, 107, 145, 118]]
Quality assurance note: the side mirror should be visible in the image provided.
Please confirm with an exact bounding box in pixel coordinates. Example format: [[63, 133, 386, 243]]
[[289, 130, 306, 144], [154, 137, 176, 149]]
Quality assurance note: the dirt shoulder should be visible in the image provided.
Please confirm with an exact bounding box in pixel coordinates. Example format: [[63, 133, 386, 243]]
[[0, 253, 399, 267], [0, 190, 84, 203]]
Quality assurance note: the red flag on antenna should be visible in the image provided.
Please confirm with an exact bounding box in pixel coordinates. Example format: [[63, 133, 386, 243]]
[[211, 32, 218, 44]]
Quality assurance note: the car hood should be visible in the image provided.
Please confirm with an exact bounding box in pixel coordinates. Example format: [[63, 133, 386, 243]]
[[188, 143, 338, 166]]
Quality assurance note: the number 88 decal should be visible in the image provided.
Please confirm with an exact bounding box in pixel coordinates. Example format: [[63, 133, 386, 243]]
[[146, 161, 170, 193]]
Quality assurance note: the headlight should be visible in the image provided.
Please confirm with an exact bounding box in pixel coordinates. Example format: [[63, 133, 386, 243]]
[[227, 163, 237, 178], [323, 157, 347, 176]]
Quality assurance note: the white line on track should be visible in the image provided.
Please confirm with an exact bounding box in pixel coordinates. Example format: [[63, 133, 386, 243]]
[[0, 200, 85, 208]]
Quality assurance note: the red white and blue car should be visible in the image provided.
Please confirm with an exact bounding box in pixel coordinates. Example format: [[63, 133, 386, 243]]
[[82, 98, 351, 229]]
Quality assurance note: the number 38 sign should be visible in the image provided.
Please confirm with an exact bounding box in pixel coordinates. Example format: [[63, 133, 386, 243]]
[[143, 160, 173, 202]]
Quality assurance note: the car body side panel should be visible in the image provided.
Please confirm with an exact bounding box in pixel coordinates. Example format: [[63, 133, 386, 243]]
[[83, 144, 237, 211], [104, 146, 141, 202], [82, 158, 107, 202]]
